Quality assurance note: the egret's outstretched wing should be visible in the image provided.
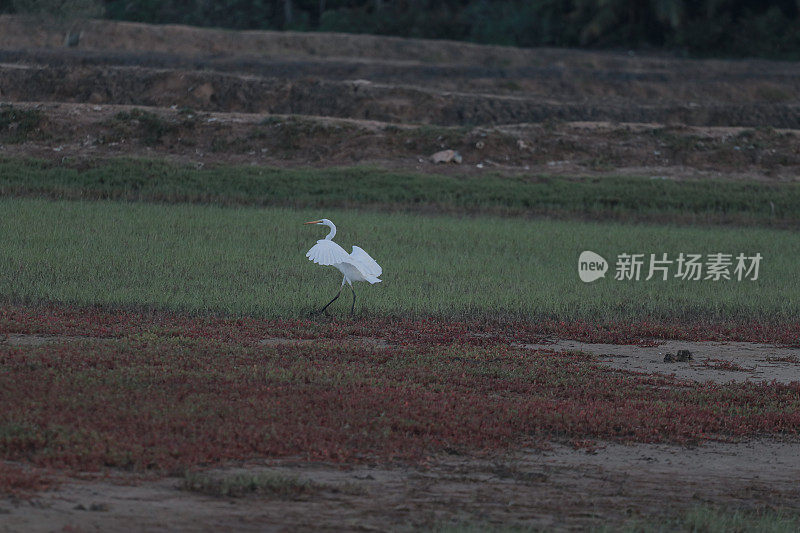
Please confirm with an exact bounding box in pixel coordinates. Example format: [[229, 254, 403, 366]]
[[350, 245, 382, 277], [307, 239, 351, 266]]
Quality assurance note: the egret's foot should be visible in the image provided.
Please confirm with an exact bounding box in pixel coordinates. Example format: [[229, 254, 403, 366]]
[[309, 306, 334, 317], [316, 291, 342, 316], [309, 310, 336, 322]]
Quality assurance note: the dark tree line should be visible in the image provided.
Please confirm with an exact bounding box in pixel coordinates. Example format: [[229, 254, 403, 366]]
[[2, 0, 800, 59]]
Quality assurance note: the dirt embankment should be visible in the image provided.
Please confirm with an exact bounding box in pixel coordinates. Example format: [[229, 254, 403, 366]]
[[5, 102, 800, 181], [4, 63, 800, 128], [2, 16, 800, 126], [0, 15, 548, 66], [2, 16, 800, 178], [2, 14, 799, 77], [2, 47, 800, 106]]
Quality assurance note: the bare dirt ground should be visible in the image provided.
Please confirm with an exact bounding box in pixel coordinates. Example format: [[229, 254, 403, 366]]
[[3, 440, 799, 532], [519, 339, 800, 384]]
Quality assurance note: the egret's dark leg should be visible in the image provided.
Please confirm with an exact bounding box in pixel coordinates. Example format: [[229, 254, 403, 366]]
[[349, 284, 356, 315], [318, 276, 346, 315], [319, 289, 341, 314]]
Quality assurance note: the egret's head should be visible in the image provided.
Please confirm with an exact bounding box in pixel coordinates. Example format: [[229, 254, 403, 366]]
[[303, 218, 333, 227]]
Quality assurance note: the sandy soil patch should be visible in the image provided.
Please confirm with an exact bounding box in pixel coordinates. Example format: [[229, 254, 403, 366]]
[[2, 439, 798, 532], [520, 339, 800, 384]]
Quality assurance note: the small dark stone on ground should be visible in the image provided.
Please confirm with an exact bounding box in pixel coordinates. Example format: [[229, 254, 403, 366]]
[[665, 350, 693, 363]]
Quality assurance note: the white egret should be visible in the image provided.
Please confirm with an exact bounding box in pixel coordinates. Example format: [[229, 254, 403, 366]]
[[304, 219, 382, 314]]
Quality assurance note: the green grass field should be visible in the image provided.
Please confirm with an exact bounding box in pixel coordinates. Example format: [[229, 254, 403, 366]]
[[1, 196, 796, 321], [1, 157, 798, 226]]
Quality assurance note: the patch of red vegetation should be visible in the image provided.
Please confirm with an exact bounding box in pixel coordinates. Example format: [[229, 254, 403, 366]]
[[1, 304, 799, 346], [767, 355, 800, 364], [0, 463, 55, 498], [700, 358, 756, 372], [1, 304, 799, 480]]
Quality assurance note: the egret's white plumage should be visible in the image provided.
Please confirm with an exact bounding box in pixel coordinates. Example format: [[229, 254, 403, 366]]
[[304, 218, 382, 314], [305, 239, 352, 269], [350, 245, 382, 279]]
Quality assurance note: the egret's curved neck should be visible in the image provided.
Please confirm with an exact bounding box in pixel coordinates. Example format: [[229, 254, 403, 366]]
[[323, 222, 336, 240]]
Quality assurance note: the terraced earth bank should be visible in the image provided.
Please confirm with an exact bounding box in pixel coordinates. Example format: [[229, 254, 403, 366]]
[[2, 15, 800, 180]]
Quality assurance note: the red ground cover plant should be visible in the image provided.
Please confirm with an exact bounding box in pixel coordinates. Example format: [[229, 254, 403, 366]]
[[1, 304, 799, 483], [1, 304, 799, 346], [767, 355, 800, 364], [0, 463, 55, 498], [700, 359, 756, 372]]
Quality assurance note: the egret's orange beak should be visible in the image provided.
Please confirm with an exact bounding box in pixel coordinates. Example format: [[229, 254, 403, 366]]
[[303, 220, 322, 225]]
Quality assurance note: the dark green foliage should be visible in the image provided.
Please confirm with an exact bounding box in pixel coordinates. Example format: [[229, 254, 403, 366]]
[[3, 1, 799, 58], [7, 0, 102, 21], [0, 157, 797, 227], [0, 105, 45, 144], [102, 0, 285, 30], [109, 108, 187, 146]]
